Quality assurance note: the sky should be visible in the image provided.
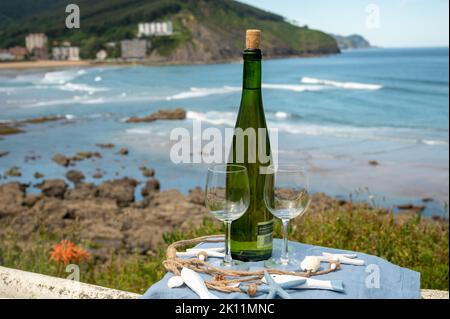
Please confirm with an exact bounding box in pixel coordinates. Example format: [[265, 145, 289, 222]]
[[240, 0, 449, 47]]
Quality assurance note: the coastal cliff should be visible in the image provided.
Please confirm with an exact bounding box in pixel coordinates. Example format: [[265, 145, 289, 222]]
[[332, 34, 372, 50], [0, 0, 340, 64]]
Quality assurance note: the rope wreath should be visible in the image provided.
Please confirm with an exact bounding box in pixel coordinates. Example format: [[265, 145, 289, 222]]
[[163, 235, 341, 295]]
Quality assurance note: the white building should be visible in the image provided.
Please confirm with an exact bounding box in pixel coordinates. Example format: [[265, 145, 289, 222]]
[[138, 21, 173, 37], [121, 39, 147, 60], [25, 33, 48, 53], [96, 50, 108, 61], [0, 51, 15, 61], [52, 46, 80, 61]]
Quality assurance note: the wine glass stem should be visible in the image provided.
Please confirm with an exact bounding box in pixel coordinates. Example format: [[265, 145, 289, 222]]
[[281, 219, 289, 264], [224, 220, 232, 265]]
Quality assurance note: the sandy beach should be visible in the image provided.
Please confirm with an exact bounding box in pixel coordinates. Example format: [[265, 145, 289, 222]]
[[0, 60, 91, 70]]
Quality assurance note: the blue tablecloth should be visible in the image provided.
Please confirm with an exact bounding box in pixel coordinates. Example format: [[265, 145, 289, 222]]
[[143, 239, 421, 299]]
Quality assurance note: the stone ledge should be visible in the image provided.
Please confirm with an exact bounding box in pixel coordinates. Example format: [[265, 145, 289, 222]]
[[421, 289, 449, 299], [1, 266, 448, 299], [0, 266, 139, 299]]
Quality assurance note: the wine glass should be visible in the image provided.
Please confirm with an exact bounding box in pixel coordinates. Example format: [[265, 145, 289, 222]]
[[263, 165, 311, 271], [205, 164, 250, 268]]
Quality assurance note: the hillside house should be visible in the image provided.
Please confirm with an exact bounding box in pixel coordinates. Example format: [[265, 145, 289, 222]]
[[138, 21, 173, 37], [121, 39, 148, 60]]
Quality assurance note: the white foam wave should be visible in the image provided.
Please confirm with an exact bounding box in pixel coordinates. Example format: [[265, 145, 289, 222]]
[[166, 84, 329, 101], [126, 128, 153, 135], [187, 111, 236, 126], [301, 77, 383, 90], [58, 83, 109, 94], [41, 69, 86, 84], [64, 114, 77, 120], [275, 112, 289, 119], [166, 86, 240, 100], [21, 92, 166, 108], [419, 139, 449, 146], [269, 121, 448, 145], [263, 83, 325, 92], [183, 111, 447, 146]]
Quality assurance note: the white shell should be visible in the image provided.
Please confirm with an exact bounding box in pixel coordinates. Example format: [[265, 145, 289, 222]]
[[167, 276, 184, 288], [300, 256, 321, 273], [181, 268, 219, 299]]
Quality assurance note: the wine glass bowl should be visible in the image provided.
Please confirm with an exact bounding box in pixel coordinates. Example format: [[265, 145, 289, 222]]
[[267, 187, 310, 220], [264, 165, 311, 270], [205, 164, 250, 268]]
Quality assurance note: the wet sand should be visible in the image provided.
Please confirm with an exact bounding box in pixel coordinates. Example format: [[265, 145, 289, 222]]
[[0, 60, 91, 70]]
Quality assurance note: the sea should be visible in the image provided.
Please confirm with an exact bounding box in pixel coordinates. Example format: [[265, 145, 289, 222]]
[[0, 47, 448, 217]]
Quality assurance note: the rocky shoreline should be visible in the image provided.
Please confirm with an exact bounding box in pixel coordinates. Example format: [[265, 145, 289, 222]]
[[0, 174, 207, 261], [0, 165, 442, 263]]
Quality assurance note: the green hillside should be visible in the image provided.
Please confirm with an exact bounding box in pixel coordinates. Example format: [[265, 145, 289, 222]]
[[0, 0, 340, 62]]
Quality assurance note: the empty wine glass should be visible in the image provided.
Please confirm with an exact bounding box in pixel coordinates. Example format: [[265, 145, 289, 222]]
[[205, 164, 250, 268], [263, 165, 311, 271]]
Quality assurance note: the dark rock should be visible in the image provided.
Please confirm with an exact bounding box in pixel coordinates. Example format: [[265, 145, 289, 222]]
[[117, 148, 129, 156], [36, 179, 68, 199], [0, 182, 26, 217], [34, 172, 44, 179], [432, 215, 447, 222], [76, 151, 102, 160], [65, 182, 98, 200], [188, 187, 205, 205], [98, 178, 138, 207], [23, 194, 41, 208], [63, 209, 77, 220], [338, 199, 348, 206], [126, 108, 186, 123], [20, 116, 64, 124], [397, 204, 425, 213], [140, 167, 155, 178], [369, 160, 380, 166], [96, 143, 115, 149], [25, 154, 41, 162], [0, 151, 9, 158], [4, 166, 21, 177], [0, 182, 26, 204], [141, 178, 160, 197], [92, 172, 103, 179], [52, 153, 70, 167], [66, 170, 85, 184], [84, 224, 124, 249], [0, 123, 23, 136]]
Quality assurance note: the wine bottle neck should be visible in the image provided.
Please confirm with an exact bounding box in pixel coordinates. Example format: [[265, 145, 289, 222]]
[[242, 49, 262, 90]]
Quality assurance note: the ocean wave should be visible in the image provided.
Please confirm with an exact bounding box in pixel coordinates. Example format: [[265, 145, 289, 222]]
[[262, 83, 326, 92], [269, 122, 448, 145], [64, 114, 77, 120], [187, 111, 236, 126], [275, 112, 289, 119], [21, 93, 166, 108], [58, 83, 109, 94], [126, 128, 153, 135], [301, 77, 383, 90], [182, 110, 447, 146], [41, 69, 86, 84], [419, 139, 449, 146], [166, 86, 240, 100], [166, 83, 329, 101]]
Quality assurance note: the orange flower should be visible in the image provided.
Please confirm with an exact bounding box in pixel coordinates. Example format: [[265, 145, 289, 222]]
[[49, 240, 91, 266]]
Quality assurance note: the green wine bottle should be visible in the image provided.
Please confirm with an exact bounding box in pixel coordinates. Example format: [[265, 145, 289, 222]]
[[229, 30, 273, 262]]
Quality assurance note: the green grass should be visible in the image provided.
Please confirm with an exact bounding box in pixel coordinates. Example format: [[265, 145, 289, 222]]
[[0, 204, 448, 294]]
